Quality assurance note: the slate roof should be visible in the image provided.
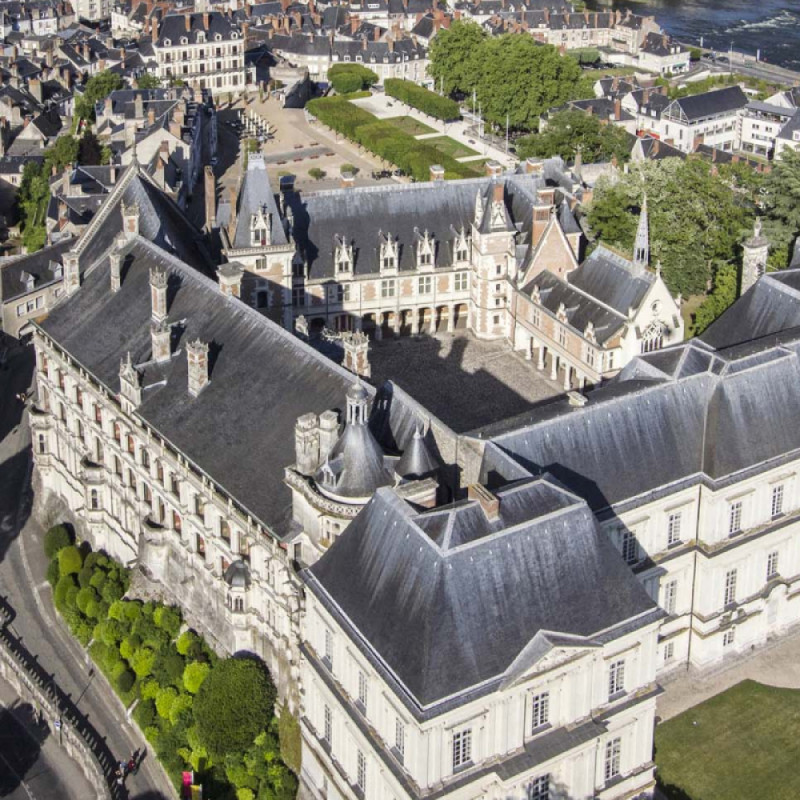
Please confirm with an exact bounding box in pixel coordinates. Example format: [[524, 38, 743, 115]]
[[231, 155, 289, 249], [38, 234, 367, 536], [156, 11, 240, 46], [0, 238, 72, 301], [672, 86, 748, 122], [306, 477, 658, 707]]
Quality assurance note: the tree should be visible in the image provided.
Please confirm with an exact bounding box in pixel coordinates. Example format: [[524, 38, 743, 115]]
[[327, 63, 378, 94], [137, 72, 162, 89], [48, 135, 80, 171], [308, 167, 326, 181], [428, 20, 487, 96], [692, 262, 739, 335], [183, 661, 210, 694], [517, 110, 631, 164], [74, 70, 124, 123], [44, 525, 72, 558], [193, 657, 276, 759], [58, 545, 83, 577], [763, 147, 800, 269], [78, 131, 104, 166]]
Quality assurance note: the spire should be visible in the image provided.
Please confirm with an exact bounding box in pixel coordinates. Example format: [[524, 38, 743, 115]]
[[633, 194, 649, 269]]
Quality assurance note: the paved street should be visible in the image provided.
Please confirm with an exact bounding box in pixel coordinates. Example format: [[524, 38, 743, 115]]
[[0, 337, 173, 799]]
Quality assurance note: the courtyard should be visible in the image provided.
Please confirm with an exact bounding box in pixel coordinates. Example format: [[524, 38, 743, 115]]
[[655, 680, 800, 800], [368, 331, 564, 433]]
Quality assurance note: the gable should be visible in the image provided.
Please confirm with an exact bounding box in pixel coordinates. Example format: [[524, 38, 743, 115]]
[[520, 217, 577, 285], [500, 630, 598, 690]]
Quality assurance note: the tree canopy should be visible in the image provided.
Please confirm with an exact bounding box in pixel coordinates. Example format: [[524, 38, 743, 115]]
[[136, 72, 162, 90], [517, 109, 631, 164], [428, 20, 488, 96], [74, 70, 124, 123], [328, 63, 378, 94], [193, 657, 276, 758], [762, 147, 800, 268]]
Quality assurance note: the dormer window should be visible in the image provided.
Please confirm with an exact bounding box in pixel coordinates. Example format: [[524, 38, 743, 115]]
[[180, 36, 188, 45], [335, 237, 353, 274], [417, 230, 434, 268], [215, 33, 222, 41], [163, 38, 171, 46], [454, 227, 470, 262], [250, 205, 271, 247], [197, 31, 205, 42], [380, 235, 398, 271]]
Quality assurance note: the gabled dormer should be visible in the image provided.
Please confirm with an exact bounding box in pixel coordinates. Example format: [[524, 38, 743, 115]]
[[379, 231, 398, 274], [250, 204, 272, 247], [416, 229, 435, 269], [453, 225, 470, 263], [334, 235, 353, 275]]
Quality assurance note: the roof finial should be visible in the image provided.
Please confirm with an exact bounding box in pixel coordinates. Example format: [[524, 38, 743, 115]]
[[633, 193, 649, 269]]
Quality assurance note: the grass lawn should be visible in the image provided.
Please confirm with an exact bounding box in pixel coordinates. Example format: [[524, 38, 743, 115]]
[[383, 115, 437, 136], [655, 680, 800, 800], [426, 136, 479, 159]]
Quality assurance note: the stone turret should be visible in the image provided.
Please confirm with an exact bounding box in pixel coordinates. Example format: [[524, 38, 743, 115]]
[[741, 218, 769, 296]]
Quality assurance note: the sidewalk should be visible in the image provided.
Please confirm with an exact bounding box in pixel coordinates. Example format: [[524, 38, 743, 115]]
[[657, 625, 800, 721]]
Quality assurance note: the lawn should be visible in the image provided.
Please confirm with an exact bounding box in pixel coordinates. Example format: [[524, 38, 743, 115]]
[[383, 115, 437, 136], [655, 680, 800, 800], [426, 136, 480, 160]]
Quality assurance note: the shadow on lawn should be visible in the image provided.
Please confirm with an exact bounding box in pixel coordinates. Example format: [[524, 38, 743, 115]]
[[657, 781, 694, 800]]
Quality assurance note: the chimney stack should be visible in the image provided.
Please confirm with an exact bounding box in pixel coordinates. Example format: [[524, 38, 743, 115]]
[[342, 330, 371, 378], [468, 484, 500, 521], [185, 13, 191, 31], [485, 160, 502, 178], [429, 164, 445, 181], [204, 165, 216, 231], [340, 171, 355, 189], [134, 93, 144, 119], [151, 321, 171, 362], [187, 339, 210, 397], [150, 266, 168, 322], [109, 236, 125, 292], [216, 263, 243, 297], [122, 201, 140, 238], [64, 250, 80, 295]]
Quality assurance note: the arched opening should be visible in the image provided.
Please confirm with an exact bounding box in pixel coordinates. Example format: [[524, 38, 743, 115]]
[[453, 303, 469, 330], [362, 313, 377, 339], [640, 321, 665, 354]]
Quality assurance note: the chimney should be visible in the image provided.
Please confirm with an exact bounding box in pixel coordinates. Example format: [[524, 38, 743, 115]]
[[134, 93, 144, 119], [109, 236, 125, 292], [203, 11, 209, 28], [340, 171, 355, 189], [525, 158, 543, 175], [493, 182, 504, 204], [228, 184, 237, 238], [468, 484, 500, 521], [150, 266, 168, 322], [186, 339, 210, 397], [294, 413, 320, 476], [350, 16, 358, 34], [642, 88, 650, 105], [152, 22, 159, 42], [151, 321, 171, 363], [429, 164, 445, 181], [374, 25, 380, 41], [318, 410, 339, 462], [104, 95, 113, 118], [28, 78, 42, 103], [204, 165, 216, 230], [64, 250, 80, 295], [614, 98, 622, 120], [342, 330, 371, 379], [185, 13, 191, 32], [148, 107, 155, 126], [216, 263, 243, 297], [484, 160, 502, 178], [122, 201, 140, 238]]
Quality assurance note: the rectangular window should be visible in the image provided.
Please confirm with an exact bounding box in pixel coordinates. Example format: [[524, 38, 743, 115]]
[[557, 325, 567, 347], [324, 628, 333, 667], [667, 512, 682, 546], [767, 550, 779, 580], [356, 750, 366, 790], [336, 284, 350, 303], [418, 275, 432, 294], [585, 345, 596, 368], [604, 737, 621, 781], [621, 529, 638, 565], [528, 775, 550, 800], [532, 307, 541, 328], [723, 628, 735, 647], [291, 287, 304, 307], [323, 704, 332, 744], [357, 670, 367, 711], [452, 728, 472, 770], [380, 279, 396, 298], [728, 500, 743, 535], [531, 691, 549, 731], [663, 579, 678, 615], [608, 659, 625, 698], [771, 484, 784, 518], [724, 568, 737, 607], [664, 641, 675, 662], [395, 717, 405, 761], [456, 246, 468, 262], [454, 272, 468, 291]]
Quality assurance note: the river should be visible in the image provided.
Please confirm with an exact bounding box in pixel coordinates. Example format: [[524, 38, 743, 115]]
[[585, 0, 800, 71]]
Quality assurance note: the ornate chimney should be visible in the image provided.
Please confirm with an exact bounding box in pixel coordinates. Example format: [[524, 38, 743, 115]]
[[63, 250, 80, 296], [186, 339, 209, 397], [294, 412, 320, 475], [341, 330, 371, 379], [217, 263, 243, 297], [150, 266, 168, 322], [151, 321, 170, 363], [122, 201, 140, 239]]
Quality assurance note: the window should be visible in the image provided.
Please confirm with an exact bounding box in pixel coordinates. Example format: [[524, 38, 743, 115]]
[[323, 704, 332, 744], [608, 659, 625, 698], [640, 320, 664, 353], [90, 489, 99, 510], [126, 434, 135, 454], [663, 579, 677, 615], [291, 287, 304, 307], [723, 628, 735, 647], [621, 529, 638, 565], [94, 404, 102, 425], [418, 249, 432, 267], [557, 324, 567, 347], [336, 284, 350, 303], [456, 244, 469, 262], [452, 728, 472, 770], [527, 775, 550, 800], [220, 519, 231, 541], [141, 448, 150, 470], [37, 434, 46, 454], [324, 628, 333, 667], [604, 737, 621, 781], [395, 718, 405, 761], [663, 641, 675, 663], [728, 500, 743, 535], [380, 279, 396, 298], [667, 512, 682, 546], [196, 534, 205, 554], [531, 691, 549, 731], [454, 272, 468, 291], [357, 670, 367, 711], [532, 307, 541, 328], [585, 345, 596, 368], [113, 423, 121, 443], [767, 550, 779, 580], [771, 484, 784, 518], [418, 275, 432, 295], [724, 568, 737, 607], [356, 750, 366, 790]]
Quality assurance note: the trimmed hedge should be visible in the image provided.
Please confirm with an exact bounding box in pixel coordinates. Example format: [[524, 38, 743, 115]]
[[328, 63, 378, 94], [384, 78, 460, 121], [44, 531, 296, 799], [307, 97, 478, 181]]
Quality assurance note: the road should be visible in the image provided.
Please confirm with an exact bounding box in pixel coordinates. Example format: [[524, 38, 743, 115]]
[[0, 336, 173, 800], [699, 56, 800, 85]]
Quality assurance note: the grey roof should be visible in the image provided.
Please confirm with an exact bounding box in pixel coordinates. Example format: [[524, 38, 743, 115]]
[[224, 558, 251, 588], [395, 425, 439, 479], [673, 86, 748, 122], [38, 234, 366, 536], [231, 155, 289, 249], [306, 477, 657, 706], [157, 11, 240, 46], [0, 238, 72, 301]]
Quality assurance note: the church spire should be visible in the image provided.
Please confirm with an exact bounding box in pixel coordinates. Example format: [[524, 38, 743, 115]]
[[633, 194, 649, 269]]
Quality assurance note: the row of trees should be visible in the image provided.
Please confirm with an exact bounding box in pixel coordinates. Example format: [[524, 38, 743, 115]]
[[586, 149, 800, 334], [307, 96, 478, 180], [384, 78, 460, 121], [328, 63, 378, 94], [428, 21, 594, 130], [44, 526, 298, 800]]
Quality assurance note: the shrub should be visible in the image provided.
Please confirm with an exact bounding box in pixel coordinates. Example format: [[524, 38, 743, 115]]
[[169, 692, 193, 726], [77, 565, 94, 588], [183, 661, 210, 695], [131, 646, 157, 679], [89, 569, 107, 592], [134, 698, 157, 729], [384, 79, 460, 121], [85, 598, 107, 620], [44, 525, 72, 558], [194, 657, 276, 759], [95, 618, 123, 647], [153, 606, 182, 637], [156, 686, 178, 719], [46, 558, 61, 588], [115, 668, 135, 695], [153, 651, 186, 688], [54, 575, 76, 610], [65, 585, 80, 610], [88, 640, 107, 664], [340, 163, 358, 175], [76, 586, 98, 615], [176, 630, 199, 657], [58, 545, 83, 577], [328, 63, 377, 95], [308, 167, 326, 181], [140, 678, 160, 700]]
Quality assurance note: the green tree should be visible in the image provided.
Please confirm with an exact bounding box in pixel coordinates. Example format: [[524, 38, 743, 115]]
[[308, 167, 326, 181], [517, 109, 631, 163], [44, 525, 72, 558], [693, 262, 739, 335], [74, 70, 124, 123], [78, 131, 104, 165], [193, 657, 276, 759], [137, 72, 162, 89], [183, 661, 211, 694], [763, 147, 800, 269], [327, 63, 378, 94], [48, 135, 80, 171], [58, 545, 83, 577], [428, 20, 487, 96], [131, 646, 157, 679]]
